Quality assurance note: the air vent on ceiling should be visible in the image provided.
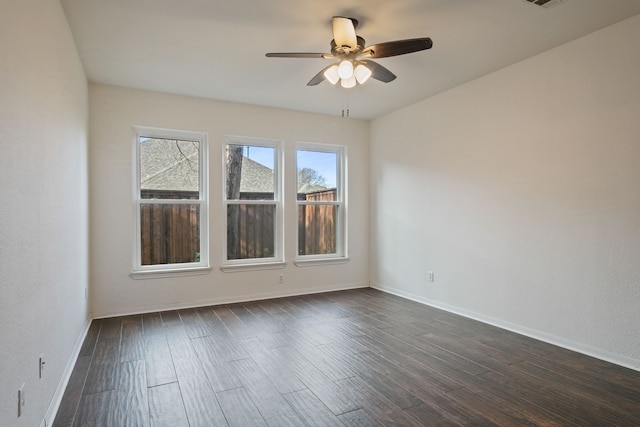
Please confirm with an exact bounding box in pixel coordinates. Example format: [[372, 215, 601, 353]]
[[524, 0, 565, 8]]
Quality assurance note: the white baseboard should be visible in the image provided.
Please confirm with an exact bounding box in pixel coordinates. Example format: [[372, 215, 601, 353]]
[[43, 319, 92, 426], [92, 283, 369, 319], [371, 284, 640, 372]]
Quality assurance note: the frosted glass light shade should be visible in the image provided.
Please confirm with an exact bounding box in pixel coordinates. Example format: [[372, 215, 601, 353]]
[[324, 65, 339, 85], [354, 64, 372, 84], [340, 75, 356, 88], [337, 60, 354, 79]]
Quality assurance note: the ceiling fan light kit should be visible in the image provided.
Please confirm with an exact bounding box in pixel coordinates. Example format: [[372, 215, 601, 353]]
[[266, 16, 433, 88]]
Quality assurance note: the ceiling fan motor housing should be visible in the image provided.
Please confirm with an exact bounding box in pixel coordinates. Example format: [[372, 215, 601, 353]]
[[331, 36, 366, 56]]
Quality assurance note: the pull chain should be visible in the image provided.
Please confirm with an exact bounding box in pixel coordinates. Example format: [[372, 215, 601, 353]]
[[341, 93, 350, 118]]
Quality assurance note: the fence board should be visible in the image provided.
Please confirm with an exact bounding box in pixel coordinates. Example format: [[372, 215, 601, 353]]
[[139, 189, 336, 263], [140, 203, 200, 265]]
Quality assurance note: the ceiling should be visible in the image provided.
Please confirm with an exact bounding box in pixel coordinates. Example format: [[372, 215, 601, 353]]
[[60, 0, 640, 120]]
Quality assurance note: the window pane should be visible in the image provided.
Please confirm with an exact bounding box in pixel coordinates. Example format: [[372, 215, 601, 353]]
[[227, 204, 275, 260], [140, 203, 200, 265], [226, 144, 275, 201], [140, 138, 200, 198], [298, 205, 337, 255], [297, 150, 337, 199]]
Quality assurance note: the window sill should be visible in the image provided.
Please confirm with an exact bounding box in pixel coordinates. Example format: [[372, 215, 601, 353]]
[[220, 261, 287, 273], [130, 266, 211, 280], [294, 257, 350, 267]]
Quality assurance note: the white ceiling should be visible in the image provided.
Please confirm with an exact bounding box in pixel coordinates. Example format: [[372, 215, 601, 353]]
[[60, 0, 640, 120]]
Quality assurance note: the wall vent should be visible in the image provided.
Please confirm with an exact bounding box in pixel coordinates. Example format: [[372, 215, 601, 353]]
[[524, 0, 565, 9]]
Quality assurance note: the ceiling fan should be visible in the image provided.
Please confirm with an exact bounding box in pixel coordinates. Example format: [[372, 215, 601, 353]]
[[266, 16, 433, 88]]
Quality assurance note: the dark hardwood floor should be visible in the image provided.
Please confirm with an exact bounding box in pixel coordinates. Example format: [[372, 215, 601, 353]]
[[53, 288, 640, 426]]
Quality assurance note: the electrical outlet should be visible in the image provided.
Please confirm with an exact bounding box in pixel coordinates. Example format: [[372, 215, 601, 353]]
[[428, 271, 435, 283], [18, 383, 25, 417], [278, 274, 284, 284], [39, 354, 45, 379]]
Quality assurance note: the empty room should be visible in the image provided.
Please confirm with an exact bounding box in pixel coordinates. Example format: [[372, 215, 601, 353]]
[[1, 0, 639, 426]]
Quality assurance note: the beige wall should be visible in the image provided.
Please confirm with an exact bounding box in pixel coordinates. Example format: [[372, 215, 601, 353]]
[[89, 84, 370, 318], [370, 14, 640, 369], [0, 1, 90, 425]]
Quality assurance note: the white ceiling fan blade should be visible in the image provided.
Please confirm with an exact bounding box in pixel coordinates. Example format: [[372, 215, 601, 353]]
[[332, 16, 357, 50]]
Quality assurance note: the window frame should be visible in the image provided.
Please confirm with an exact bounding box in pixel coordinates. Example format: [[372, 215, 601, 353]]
[[131, 126, 209, 278], [295, 142, 348, 266], [221, 135, 285, 271]]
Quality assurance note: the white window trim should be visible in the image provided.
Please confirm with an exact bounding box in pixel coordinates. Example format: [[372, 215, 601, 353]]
[[295, 142, 348, 263], [294, 257, 350, 267], [130, 266, 211, 280], [220, 261, 287, 273], [222, 135, 284, 270], [131, 126, 210, 278]]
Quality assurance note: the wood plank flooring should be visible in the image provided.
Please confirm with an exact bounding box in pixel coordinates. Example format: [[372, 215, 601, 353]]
[[53, 288, 640, 426]]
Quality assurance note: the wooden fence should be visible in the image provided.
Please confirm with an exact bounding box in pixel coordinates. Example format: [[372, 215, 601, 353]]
[[140, 190, 200, 265], [140, 189, 336, 264], [298, 189, 337, 255], [227, 203, 275, 260]]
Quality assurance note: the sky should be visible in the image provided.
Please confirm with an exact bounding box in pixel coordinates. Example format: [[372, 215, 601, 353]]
[[244, 146, 337, 188]]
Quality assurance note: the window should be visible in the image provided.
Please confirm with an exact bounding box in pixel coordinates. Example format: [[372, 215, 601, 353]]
[[296, 143, 346, 261], [223, 136, 283, 268], [132, 127, 208, 276]]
